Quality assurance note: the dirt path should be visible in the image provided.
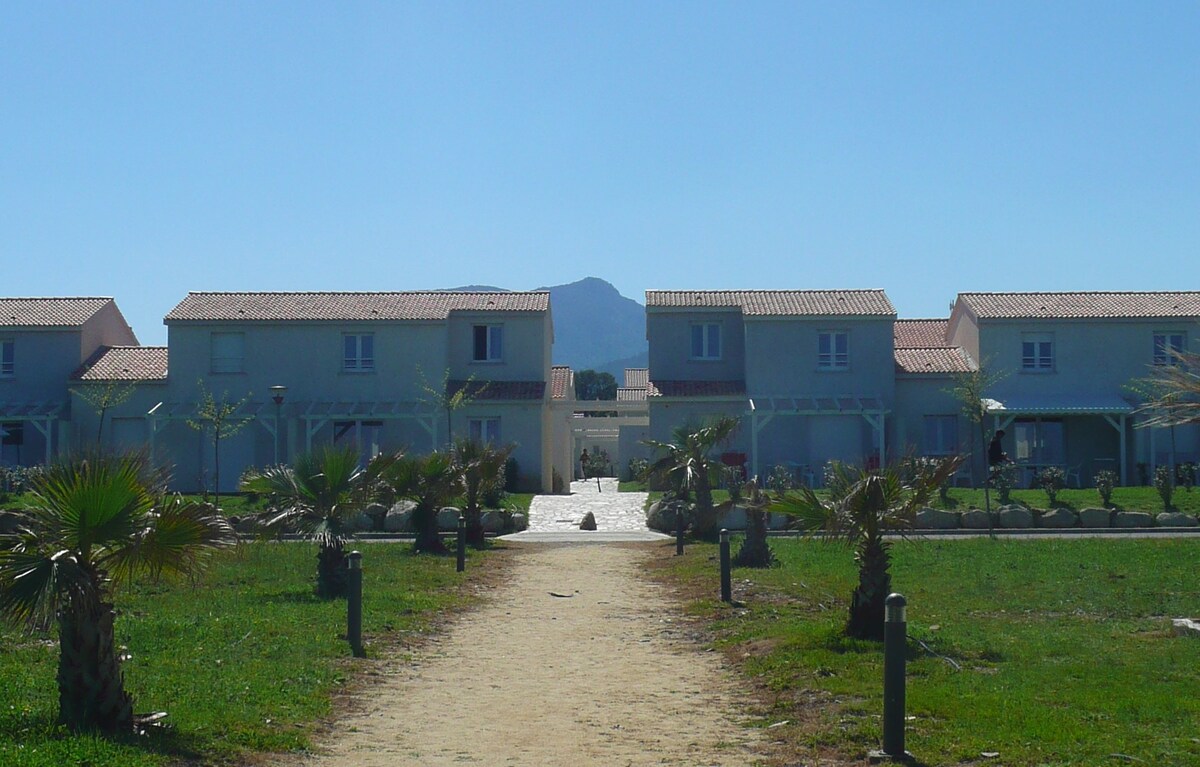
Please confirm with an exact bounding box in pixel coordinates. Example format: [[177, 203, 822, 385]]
[[283, 544, 775, 766]]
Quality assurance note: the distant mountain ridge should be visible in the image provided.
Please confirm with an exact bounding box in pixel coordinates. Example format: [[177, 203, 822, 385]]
[[440, 277, 647, 377]]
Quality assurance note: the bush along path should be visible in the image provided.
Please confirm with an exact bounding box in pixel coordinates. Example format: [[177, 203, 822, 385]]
[[275, 543, 776, 767]]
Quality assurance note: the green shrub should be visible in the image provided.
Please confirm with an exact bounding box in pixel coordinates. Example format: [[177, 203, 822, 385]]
[[1176, 462, 1196, 493], [1094, 469, 1117, 506], [1038, 466, 1066, 505], [627, 457, 649, 482], [991, 462, 1018, 504], [1154, 465, 1174, 510], [767, 464, 797, 494]]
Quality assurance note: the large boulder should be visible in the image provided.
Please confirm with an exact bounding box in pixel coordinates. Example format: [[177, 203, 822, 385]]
[[646, 500, 673, 533], [1038, 508, 1077, 528], [1113, 511, 1155, 528], [1156, 512, 1198, 527], [769, 512, 793, 530], [351, 511, 375, 532], [481, 510, 505, 533], [509, 513, 528, 532], [1078, 507, 1112, 528], [960, 508, 993, 529], [579, 511, 597, 531], [384, 503, 415, 533], [719, 505, 747, 530], [998, 505, 1034, 529], [364, 502, 389, 531], [437, 506, 463, 531], [914, 507, 959, 530]]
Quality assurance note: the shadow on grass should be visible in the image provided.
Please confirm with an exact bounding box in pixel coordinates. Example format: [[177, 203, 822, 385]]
[[7, 712, 207, 763], [260, 589, 324, 605]]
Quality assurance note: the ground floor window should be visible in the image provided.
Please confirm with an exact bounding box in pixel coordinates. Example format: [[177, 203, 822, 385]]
[[923, 415, 957, 456], [0, 422, 23, 465], [333, 420, 383, 461], [468, 417, 500, 444], [1013, 418, 1064, 465]]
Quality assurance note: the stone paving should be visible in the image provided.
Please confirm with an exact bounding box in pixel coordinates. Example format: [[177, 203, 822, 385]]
[[505, 478, 667, 541]]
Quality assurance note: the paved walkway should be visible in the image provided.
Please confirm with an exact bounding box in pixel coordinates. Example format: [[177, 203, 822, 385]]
[[505, 478, 668, 542]]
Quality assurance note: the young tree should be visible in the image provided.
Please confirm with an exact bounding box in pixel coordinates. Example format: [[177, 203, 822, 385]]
[[70, 380, 137, 445], [732, 478, 774, 568], [772, 456, 961, 640], [643, 416, 739, 539], [452, 437, 513, 548], [948, 363, 1007, 536], [417, 367, 487, 449], [185, 380, 253, 504], [0, 451, 234, 733], [242, 446, 398, 598], [384, 452, 464, 554]]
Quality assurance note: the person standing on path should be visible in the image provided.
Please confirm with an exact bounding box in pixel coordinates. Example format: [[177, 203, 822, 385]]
[[579, 448, 589, 481]]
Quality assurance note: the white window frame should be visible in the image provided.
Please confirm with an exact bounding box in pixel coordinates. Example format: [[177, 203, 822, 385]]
[[468, 417, 501, 443], [0, 339, 13, 377], [210, 332, 245, 374], [473, 325, 503, 362], [923, 415, 957, 456], [817, 330, 849, 370], [1153, 331, 1186, 366], [342, 333, 375, 372], [1020, 332, 1055, 372], [690, 323, 721, 360]]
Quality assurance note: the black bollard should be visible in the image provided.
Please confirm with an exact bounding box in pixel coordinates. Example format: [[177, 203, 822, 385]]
[[675, 506, 685, 556], [456, 515, 466, 573], [870, 593, 912, 762], [719, 528, 732, 603], [347, 551, 364, 658]]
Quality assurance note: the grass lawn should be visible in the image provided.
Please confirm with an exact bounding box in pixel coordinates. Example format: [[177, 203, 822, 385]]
[[651, 537, 1200, 766], [0, 540, 496, 767]]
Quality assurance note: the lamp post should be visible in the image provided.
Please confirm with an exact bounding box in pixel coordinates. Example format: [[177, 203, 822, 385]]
[[270, 385, 287, 465]]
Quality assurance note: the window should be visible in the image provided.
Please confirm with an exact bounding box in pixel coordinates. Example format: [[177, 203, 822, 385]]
[[1021, 333, 1054, 371], [1013, 418, 1064, 465], [473, 325, 503, 362], [690, 323, 721, 360], [210, 332, 245, 373], [343, 333, 375, 372], [468, 417, 501, 443], [333, 420, 382, 461], [923, 416, 957, 456], [0, 340, 12, 377], [818, 331, 849, 369], [0, 422, 22, 466], [1153, 332, 1186, 366]]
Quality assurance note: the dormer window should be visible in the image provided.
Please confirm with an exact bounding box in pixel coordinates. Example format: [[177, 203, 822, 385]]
[[0, 340, 12, 377], [1153, 332, 1186, 366], [690, 323, 721, 360], [473, 325, 503, 362]]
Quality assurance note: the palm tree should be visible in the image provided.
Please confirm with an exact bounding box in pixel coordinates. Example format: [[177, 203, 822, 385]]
[[384, 452, 464, 554], [772, 456, 961, 640], [241, 446, 397, 598], [643, 416, 739, 539], [452, 437, 513, 548], [0, 451, 234, 733], [732, 478, 775, 568]]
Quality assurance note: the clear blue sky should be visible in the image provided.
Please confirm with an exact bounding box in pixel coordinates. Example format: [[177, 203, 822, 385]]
[[3, 2, 1197, 345]]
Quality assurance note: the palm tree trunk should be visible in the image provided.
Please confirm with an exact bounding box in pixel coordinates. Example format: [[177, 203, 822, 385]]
[[57, 594, 134, 733], [733, 509, 774, 567], [847, 537, 892, 640], [693, 472, 720, 539], [316, 542, 348, 599], [465, 505, 487, 549], [413, 506, 448, 554]]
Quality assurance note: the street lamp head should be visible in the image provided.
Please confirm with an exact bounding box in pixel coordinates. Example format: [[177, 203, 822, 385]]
[[270, 385, 287, 405]]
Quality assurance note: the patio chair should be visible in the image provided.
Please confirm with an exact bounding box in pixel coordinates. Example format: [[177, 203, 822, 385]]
[[1064, 463, 1082, 488]]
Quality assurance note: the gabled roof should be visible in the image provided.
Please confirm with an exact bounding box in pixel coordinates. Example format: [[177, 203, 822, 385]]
[[0, 298, 114, 327], [447, 379, 546, 401], [955, 292, 1200, 320], [72, 346, 168, 381], [647, 380, 747, 398], [894, 347, 976, 375], [550, 366, 573, 400], [623, 368, 649, 388], [165, 291, 550, 322], [645, 290, 895, 316], [894, 319, 950, 348]]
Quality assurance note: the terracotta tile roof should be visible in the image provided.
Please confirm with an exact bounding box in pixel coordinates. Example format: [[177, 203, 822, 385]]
[[894, 319, 950, 348], [645, 290, 895, 316], [647, 380, 747, 398], [617, 387, 647, 402], [550, 366, 573, 400], [165, 291, 550, 322], [447, 379, 546, 401], [956, 292, 1200, 320], [0, 297, 113, 327], [71, 346, 168, 381], [623, 368, 649, 388], [894, 347, 976, 375]]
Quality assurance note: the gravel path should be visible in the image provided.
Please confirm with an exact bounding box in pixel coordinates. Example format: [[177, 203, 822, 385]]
[[279, 544, 773, 766]]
